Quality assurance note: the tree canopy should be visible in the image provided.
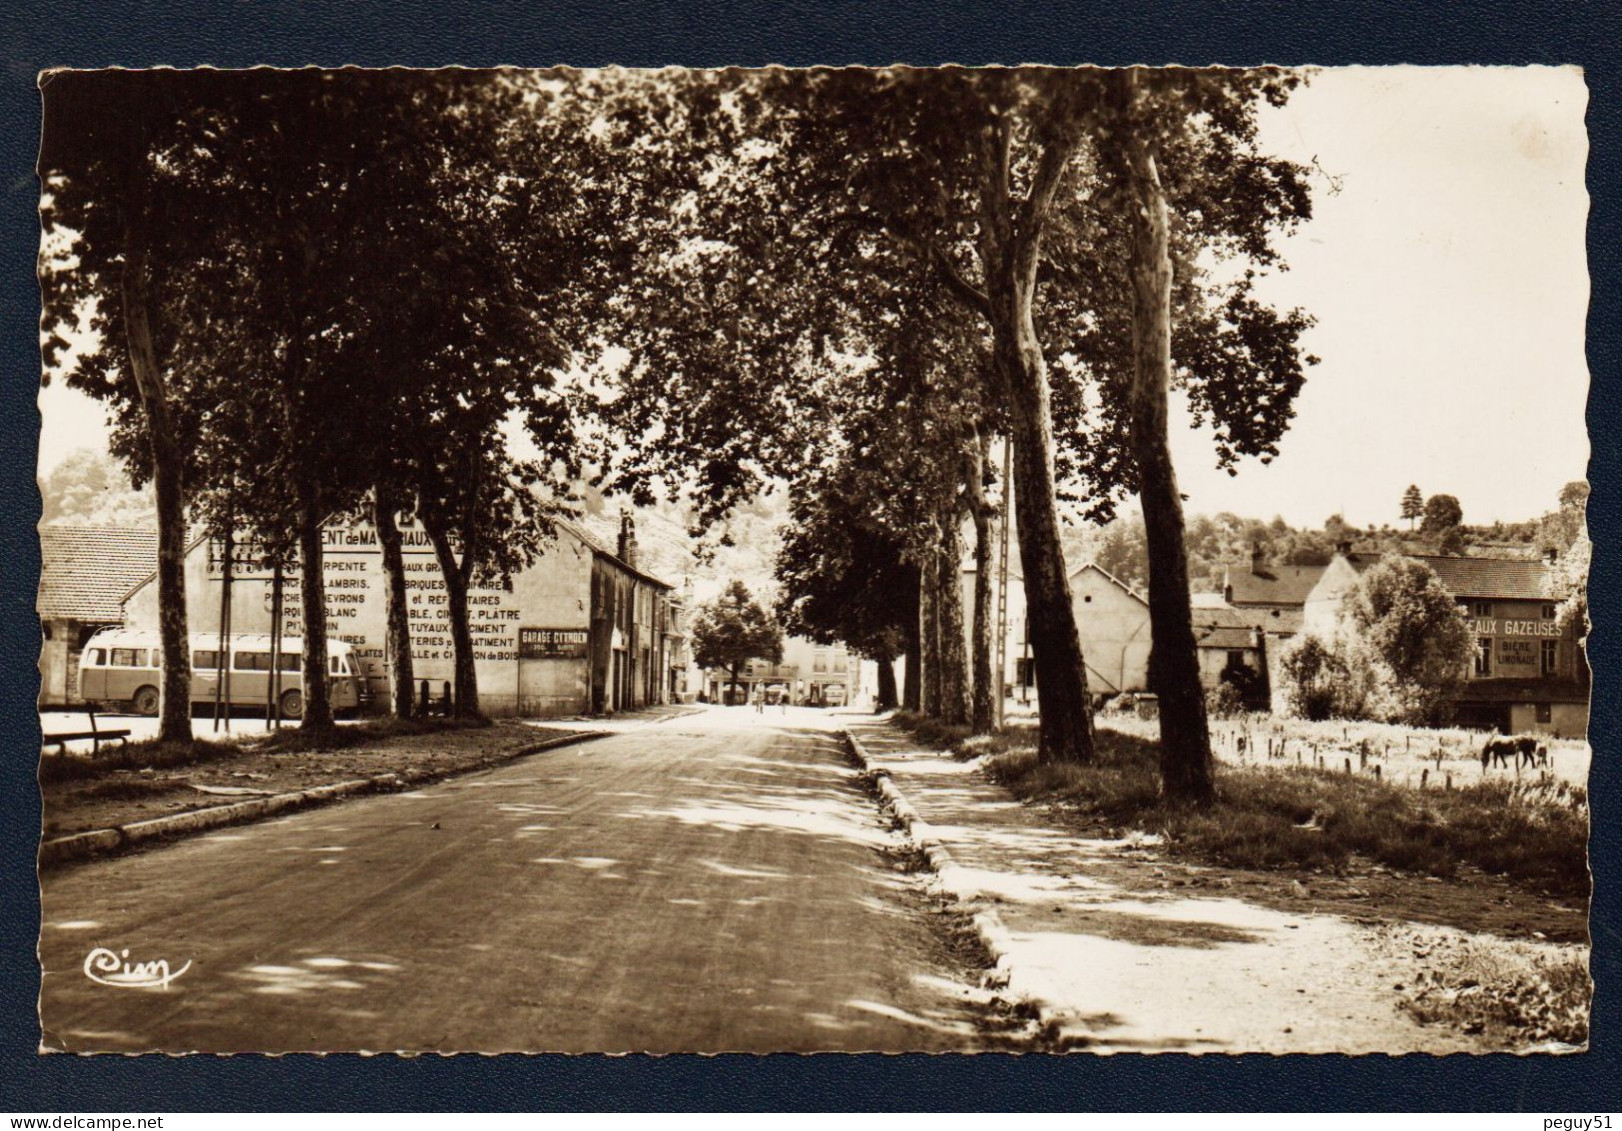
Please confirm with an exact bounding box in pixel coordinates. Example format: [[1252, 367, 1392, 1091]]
[[691, 580, 785, 693]]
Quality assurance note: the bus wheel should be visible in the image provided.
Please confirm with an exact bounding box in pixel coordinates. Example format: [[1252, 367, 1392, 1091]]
[[131, 686, 160, 717], [279, 689, 304, 720]]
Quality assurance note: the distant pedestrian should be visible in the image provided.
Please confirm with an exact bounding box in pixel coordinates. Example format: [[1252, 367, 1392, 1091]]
[[752, 687, 764, 714]]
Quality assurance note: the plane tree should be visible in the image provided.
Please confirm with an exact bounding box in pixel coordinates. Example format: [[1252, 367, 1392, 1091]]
[[691, 580, 785, 701], [39, 69, 260, 741]]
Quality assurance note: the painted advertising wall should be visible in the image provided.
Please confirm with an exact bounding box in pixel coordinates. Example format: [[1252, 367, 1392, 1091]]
[[122, 521, 619, 717]]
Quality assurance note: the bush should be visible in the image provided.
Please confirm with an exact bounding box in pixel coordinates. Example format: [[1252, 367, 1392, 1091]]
[[1206, 681, 1246, 719], [1279, 633, 1359, 720]]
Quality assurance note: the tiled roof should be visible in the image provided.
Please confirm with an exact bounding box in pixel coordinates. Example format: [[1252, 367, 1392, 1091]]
[[1225, 563, 1327, 607], [1230, 604, 1304, 636], [38, 525, 158, 622], [1192, 605, 1262, 650], [1346, 552, 1553, 600], [1195, 625, 1260, 650]]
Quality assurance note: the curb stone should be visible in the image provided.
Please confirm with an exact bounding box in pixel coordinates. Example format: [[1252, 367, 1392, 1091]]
[[39, 728, 609, 869], [843, 728, 1057, 1036]]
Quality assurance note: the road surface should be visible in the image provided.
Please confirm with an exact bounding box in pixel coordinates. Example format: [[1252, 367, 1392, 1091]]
[[39, 706, 996, 1053]]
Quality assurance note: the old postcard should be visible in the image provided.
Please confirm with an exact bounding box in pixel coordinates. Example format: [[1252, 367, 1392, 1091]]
[[35, 64, 1590, 1054]]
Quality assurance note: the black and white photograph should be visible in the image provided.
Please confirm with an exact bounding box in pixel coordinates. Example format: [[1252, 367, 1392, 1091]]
[[32, 63, 1591, 1056]]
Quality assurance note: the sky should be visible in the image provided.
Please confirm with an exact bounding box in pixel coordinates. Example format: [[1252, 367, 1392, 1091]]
[[36, 66, 1592, 530], [1168, 65, 1590, 529]]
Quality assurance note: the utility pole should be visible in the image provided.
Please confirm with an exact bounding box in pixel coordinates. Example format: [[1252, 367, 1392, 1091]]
[[212, 524, 234, 732], [267, 560, 284, 728], [994, 436, 1012, 728]]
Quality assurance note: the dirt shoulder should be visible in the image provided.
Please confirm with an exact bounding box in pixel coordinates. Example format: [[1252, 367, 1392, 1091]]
[[41, 719, 598, 839], [861, 716, 1589, 1051]]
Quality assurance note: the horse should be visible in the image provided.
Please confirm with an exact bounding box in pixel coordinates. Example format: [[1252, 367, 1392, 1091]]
[[1480, 736, 1518, 769], [1481, 734, 1549, 770]]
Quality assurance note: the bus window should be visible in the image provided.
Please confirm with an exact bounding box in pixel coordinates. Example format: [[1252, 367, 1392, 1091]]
[[330, 655, 341, 675], [280, 653, 300, 672], [110, 648, 147, 667], [193, 649, 220, 669], [86, 648, 106, 666], [234, 651, 273, 671]]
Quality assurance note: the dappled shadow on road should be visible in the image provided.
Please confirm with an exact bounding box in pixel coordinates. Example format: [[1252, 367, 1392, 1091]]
[[39, 714, 1010, 1053]]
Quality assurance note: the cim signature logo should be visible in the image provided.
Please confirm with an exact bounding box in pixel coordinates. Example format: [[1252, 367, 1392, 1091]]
[[83, 947, 191, 989]]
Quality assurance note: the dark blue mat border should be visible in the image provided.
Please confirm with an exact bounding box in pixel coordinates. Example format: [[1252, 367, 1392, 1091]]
[[1, 0, 1617, 1113]]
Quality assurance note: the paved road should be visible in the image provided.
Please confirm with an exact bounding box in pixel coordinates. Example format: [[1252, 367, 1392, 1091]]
[[39, 706, 993, 1053]]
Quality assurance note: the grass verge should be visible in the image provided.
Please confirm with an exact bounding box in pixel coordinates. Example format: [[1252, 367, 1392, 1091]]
[[39, 715, 494, 784], [892, 716, 1589, 899], [1400, 947, 1590, 1046]]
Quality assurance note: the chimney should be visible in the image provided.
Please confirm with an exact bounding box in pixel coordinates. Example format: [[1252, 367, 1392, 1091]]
[[1544, 546, 1560, 564], [617, 513, 638, 570], [1250, 543, 1265, 575]]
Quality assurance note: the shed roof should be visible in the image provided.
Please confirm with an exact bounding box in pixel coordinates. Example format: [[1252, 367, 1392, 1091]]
[[1192, 605, 1262, 650], [559, 516, 674, 590], [1224, 562, 1327, 607], [38, 526, 158, 623]]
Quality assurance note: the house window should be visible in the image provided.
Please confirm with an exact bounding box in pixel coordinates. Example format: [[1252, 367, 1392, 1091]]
[[1541, 639, 1559, 676], [1474, 637, 1492, 677], [1542, 603, 1558, 620], [1471, 600, 1493, 618], [1536, 702, 1553, 725], [834, 654, 847, 672], [1226, 650, 1246, 669], [813, 653, 827, 673]]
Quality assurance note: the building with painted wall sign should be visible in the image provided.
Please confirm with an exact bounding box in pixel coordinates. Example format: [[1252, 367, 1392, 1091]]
[[119, 514, 681, 718], [1303, 550, 1588, 737]]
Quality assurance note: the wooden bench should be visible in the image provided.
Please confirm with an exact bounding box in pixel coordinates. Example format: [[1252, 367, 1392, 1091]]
[[42, 703, 132, 756]]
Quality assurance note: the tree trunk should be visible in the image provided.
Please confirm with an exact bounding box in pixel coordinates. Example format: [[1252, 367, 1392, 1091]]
[[902, 567, 922, 711], [935, 513, 972, 726], [967, 434, 997, 734], [1119, 71, 1213, 805], [972, 116, 1096, 765], [875, 654, 898, 711], [424, 518, 481, 719], [297, 491, 335, 733], [996, 313, 1095, 763], [919, 553, 941, 717], [120, 210, 192, 743], [374, 485, 414, 718]]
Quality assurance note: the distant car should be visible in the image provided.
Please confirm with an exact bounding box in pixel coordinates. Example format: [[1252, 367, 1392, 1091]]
[[822, 684, 847, 707]]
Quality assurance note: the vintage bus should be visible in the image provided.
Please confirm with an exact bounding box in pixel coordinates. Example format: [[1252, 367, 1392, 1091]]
[[78, 629, 365, 719]]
